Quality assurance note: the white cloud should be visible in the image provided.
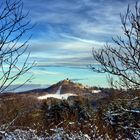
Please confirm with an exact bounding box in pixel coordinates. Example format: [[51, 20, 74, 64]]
[[21, 0, 136, 67], [60, 34, 105, 45], [29, 69, 62, 76]]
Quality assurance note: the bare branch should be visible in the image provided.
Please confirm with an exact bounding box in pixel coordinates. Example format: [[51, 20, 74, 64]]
[[91, 2, 140, 90], [0, 0, 34, 93]]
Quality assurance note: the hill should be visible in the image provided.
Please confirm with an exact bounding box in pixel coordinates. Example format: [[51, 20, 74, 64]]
[[44, 79, 90, 94]]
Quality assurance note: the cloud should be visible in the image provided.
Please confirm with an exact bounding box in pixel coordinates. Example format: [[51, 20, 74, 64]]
[[20, 0, 137, 67], [68, 78, 89, 81], [60, 34, 105, 45], [31, 55, 95, 69], [24, 0, 135, 41], [30, 69, 61, 76]]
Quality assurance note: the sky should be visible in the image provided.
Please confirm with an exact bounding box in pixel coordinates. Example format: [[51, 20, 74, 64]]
[[23, 0, 137, 87], [22, 0, 136, 66], [0, 0, 138, 89]]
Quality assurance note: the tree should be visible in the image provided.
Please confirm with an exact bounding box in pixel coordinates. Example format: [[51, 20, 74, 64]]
[[91, 3, 140, 90], [0, 0, 34, 93]]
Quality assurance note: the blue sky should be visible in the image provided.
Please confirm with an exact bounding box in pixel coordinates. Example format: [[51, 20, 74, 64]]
[[22, 0, 136, 68], [1, 0, 137, 88], [19, 0, 137, 87]]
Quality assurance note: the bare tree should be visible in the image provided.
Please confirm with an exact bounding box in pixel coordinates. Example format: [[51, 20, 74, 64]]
[[91, 3, 140, 90], [0, 0, 34, 93]]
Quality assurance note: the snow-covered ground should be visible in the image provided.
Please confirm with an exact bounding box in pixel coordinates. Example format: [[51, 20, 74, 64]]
[[0, 128, 91, 140], [37, 93, 77, 100], [37, 85, 77, 100], [91, 90, 101, 94]]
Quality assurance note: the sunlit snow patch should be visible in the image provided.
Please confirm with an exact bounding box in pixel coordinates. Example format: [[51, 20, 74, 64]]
[[38, 85, 77, 100], [37, 93, 77, 100], [91, 90, 101, 93]]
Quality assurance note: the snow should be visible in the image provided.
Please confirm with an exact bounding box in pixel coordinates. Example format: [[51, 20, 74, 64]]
[[37, 93, 77, 100], [55, 85, 62, 95], [91, 90, 101, 93], [0, 128, 91, 140], [37, 85, 77, 100], [121, 106, 140, 113]]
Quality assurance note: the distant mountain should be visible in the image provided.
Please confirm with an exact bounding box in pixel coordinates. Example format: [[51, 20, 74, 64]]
[[43, 79, 90, 95], [4, 84, 50, 93], [1, 79, 110, 101]]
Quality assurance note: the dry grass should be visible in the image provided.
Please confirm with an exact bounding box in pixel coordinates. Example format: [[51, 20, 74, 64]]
[[0, 90, 140, 139]]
